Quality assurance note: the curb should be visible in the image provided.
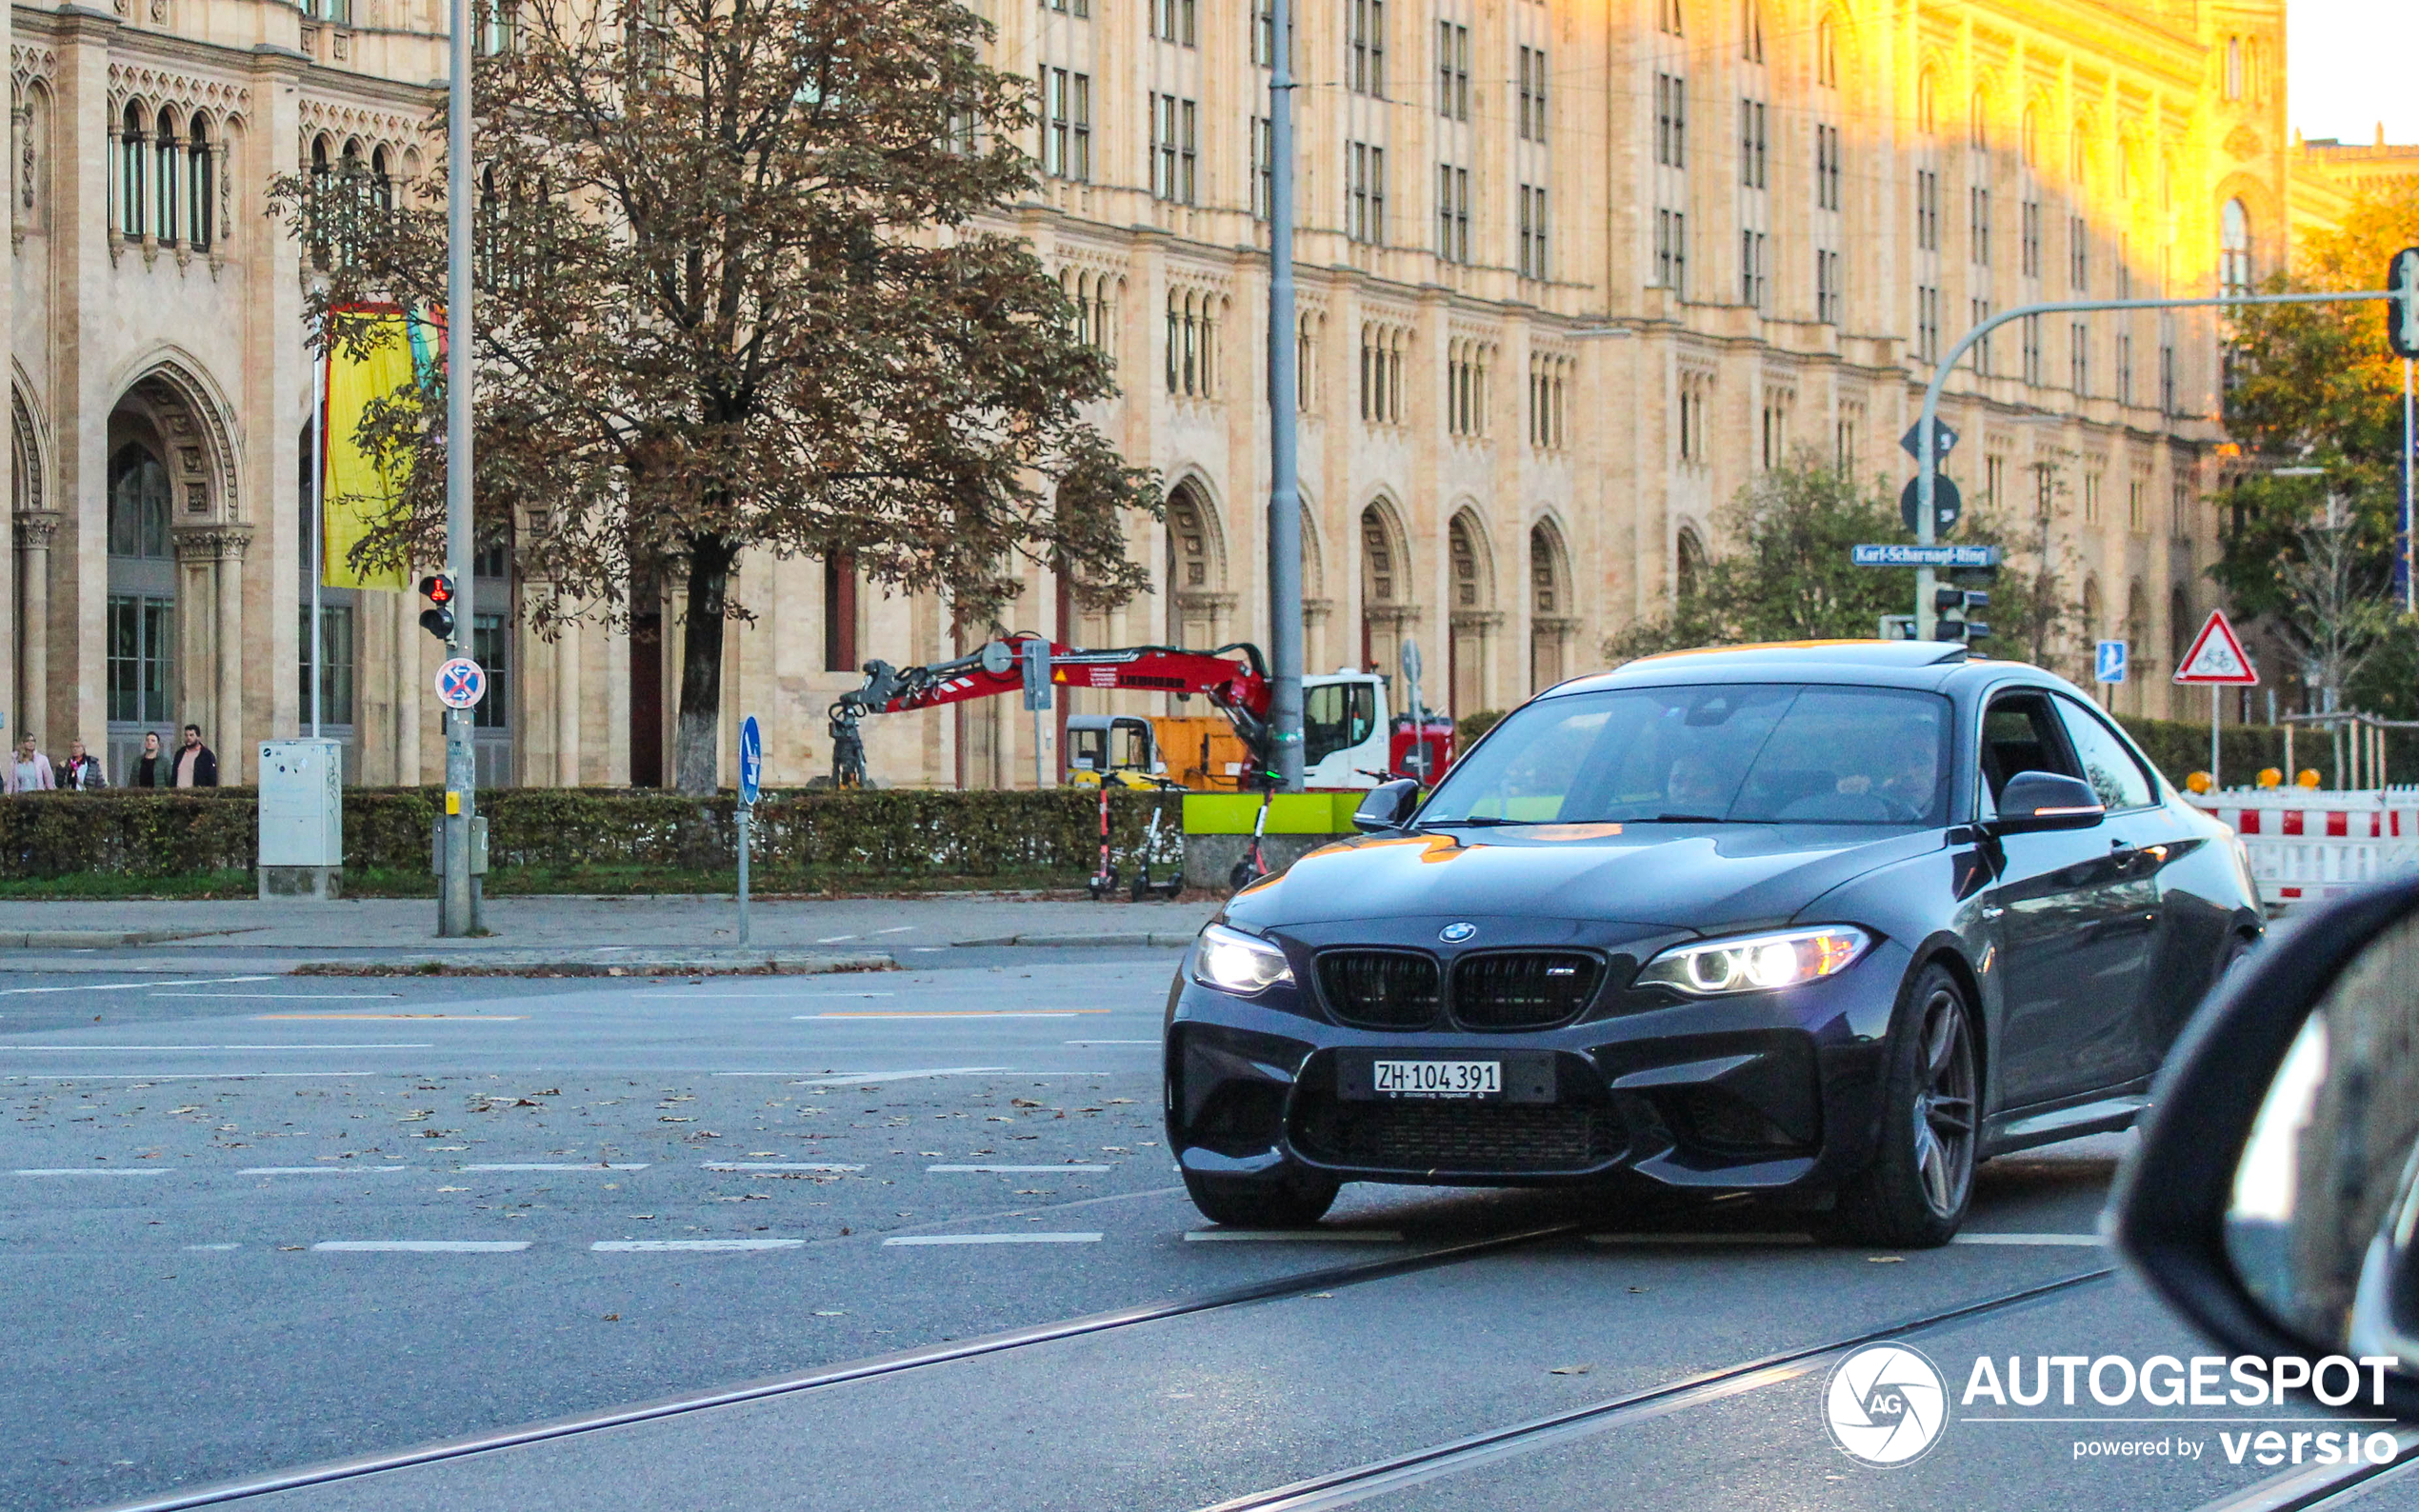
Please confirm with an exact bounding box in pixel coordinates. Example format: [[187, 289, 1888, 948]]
[[950, 932, 1195, 948], [0, 928, 257, 949], [290, 951, 897, 978]]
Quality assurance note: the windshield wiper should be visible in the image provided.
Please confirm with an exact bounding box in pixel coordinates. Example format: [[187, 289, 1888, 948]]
[[1642, 812, 1729, 823], [1416, 816, 1541, 827]]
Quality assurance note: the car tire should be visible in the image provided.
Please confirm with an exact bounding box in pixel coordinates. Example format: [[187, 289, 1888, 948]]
[[1819, 964, 1978, 1249], [1183, 1167, 1341, 1228]]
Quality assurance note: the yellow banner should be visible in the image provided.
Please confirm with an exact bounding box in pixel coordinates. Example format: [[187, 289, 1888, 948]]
[[320, 307, 425, 590]]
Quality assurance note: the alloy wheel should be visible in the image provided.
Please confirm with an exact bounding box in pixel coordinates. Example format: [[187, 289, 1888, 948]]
[[1909, 986, 1977, 1220]]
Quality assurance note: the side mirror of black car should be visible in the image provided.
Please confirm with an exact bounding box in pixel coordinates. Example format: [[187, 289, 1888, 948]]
[[2114, 874, 2419, 1421], [1352, 778, 1422, 833], [1988, 770, 2106, 834]]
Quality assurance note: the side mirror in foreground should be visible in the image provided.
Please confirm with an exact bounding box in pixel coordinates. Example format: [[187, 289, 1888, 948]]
[[2114, 872, 2419, 1419]]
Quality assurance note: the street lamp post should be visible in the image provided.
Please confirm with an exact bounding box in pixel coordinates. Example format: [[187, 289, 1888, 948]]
[[1264, 0, 1302, 791], [1914, 289, 2405, 641]]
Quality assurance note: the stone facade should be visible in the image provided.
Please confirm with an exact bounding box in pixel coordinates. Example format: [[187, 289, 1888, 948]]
[[3, 0, 2298, 791]]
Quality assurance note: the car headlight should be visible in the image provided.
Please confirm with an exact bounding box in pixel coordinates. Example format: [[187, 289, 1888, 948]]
[[1635, 926, 1873, 997], [1191, 924, 1296, 995]]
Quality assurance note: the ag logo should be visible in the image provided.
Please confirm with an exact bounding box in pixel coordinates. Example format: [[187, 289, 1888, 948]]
[[1823, 1343, 1948, 1466]]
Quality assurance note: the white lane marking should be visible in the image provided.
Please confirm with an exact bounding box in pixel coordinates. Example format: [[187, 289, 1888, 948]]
[[814, 935, 859, 944], [590, 1239, 806, 1252], [465, 1163, 650, 1172], [710, 1066, 1010, 1086], [152, 993, 405, 1001], [679, 991, 900, 1001], [311, 1241, 530, 1253], [12, 1167, 170, 1176], [883, 1232, 1102, 1246], [1, 1072, 376, 1081], [184, 1243, 240, 1251], [255, 1015, 524, 1021], [0, 1044, 432, 1051], [928, 1164, 1111, 1174], [1066, 1040, 1158, 1045], [243, 1165, 410, 1175], [0, 976, 277, 997], [1185, 1229, 1406, 1243], [873, 927, 917, 935], [703, 1162, 865, 1172], [1951, 1232, 2105, 1246], [794, 1011, 1105, 1021], [1585, 1232, 1814, 1245]]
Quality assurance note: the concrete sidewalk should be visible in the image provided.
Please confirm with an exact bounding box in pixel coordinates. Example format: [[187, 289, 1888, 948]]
[[0, 893, 1222, 974]]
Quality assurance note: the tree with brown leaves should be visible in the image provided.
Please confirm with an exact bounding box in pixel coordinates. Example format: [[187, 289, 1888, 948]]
[[279, 0, 1157, 791]]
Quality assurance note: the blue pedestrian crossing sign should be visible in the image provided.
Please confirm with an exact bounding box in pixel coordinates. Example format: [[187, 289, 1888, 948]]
[[738, 715, 763, 805], [2094, 640, 2129, 685], [433, 657, 487, 709]]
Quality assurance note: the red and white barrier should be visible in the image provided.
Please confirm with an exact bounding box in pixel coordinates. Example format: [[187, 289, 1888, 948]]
[[2187, 788, 2419, 909]]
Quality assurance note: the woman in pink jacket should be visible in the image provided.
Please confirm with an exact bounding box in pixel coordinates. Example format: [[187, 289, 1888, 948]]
[[6, 733, 54, 794]]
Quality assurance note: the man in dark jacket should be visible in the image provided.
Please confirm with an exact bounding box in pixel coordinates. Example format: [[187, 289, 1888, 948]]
[[130, 731, 165, 788], [173, 725, 218, 788]]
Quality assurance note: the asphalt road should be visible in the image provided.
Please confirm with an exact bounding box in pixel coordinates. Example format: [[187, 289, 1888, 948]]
[[0, 955, 2383, 1511]]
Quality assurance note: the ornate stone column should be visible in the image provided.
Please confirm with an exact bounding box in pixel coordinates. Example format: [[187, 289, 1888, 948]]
[[13, 508, 56, 746], [212, 528, 249, 782]]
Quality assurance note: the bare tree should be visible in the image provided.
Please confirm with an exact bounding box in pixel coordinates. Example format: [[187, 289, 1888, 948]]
[[2273, 495, 2398, 712], [280, 0, 1156, 791]]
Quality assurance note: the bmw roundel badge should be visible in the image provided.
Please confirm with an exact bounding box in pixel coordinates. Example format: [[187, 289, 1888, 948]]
[[1439, 922, 1478, 944]]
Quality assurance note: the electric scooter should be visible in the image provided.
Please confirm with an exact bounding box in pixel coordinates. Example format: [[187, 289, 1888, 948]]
[[1130, 789, 1186, 900], [1084, 784, 1119, 900], [1228, 784, 1273, 893]]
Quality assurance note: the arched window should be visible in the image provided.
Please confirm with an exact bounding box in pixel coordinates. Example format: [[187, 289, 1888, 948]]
[[2226, 38, 2242, 101], [1916, 71, 1936, 136], [310, 135, 333, 269], [2081, 577, 2103, 641], [2169, 585, 2191, 671], [189, 116, 215, 251], [108, 443, 171, 560], [2021, 106, 2038, 167], [121, 103, 148, 238], [1969, 92, 1988, 150], [154, 108, 181, 244], [1814, 13, 1837, 89], [371, 145, 394, 219], [1675, 527, 1708, 603], [2221, 199, 2252, 296], [1529, 523, 1570, 692]]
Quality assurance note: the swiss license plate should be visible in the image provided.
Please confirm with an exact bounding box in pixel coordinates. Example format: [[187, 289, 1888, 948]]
[[1372, 1059, 1502, 1099]]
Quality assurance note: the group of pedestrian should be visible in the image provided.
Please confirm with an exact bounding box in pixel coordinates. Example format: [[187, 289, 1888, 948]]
[[4, 726, 217, 793]]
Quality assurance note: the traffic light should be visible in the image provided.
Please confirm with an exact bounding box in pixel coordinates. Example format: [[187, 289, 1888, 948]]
[[2389, 247, 2419, 361], [417, 572, 456, 642], [1932, 585, 1990, 645]]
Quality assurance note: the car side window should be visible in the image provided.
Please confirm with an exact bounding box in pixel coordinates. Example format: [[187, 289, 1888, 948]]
[[1978, 691, 2078, 807], [2051, 698, 2158, 811]]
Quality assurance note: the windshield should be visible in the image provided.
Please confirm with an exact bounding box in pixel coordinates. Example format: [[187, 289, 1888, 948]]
[[1418, 682, 1954, 826]]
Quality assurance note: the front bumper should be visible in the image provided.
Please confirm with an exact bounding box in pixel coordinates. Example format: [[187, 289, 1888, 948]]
[[1165, 938, 1909, 1193]]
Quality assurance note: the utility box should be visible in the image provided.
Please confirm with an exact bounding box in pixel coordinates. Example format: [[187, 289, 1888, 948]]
[[257, 739, 344, 901]]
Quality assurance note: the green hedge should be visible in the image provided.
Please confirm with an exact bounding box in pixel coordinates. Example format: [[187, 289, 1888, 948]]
[[0, 786, 1186, 883]]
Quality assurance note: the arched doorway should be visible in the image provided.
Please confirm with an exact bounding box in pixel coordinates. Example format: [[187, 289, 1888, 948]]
[[1675, 526, 1709, 605], [1529, 520, 1574, 692], [11, 385, 55, 751], [1446, 509, 1496, 717], [107, 366, 243, 783]]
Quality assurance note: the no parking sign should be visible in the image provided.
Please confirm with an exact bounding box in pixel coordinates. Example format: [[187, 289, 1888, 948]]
[[434, 657, 487, 710]]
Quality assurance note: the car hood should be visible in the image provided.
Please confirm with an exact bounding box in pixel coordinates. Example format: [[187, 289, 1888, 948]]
[[1225, 824, 1944, 934]]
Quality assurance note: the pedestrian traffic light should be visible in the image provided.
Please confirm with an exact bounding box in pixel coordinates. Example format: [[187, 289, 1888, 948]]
[[2389, 247, 2419, 361], [417, 572, 455, 642]]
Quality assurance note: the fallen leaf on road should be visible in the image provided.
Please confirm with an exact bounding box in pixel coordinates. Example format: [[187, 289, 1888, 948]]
[[1867, 1256, 1904, 1263], [602, 1314, 620, 1322], [1010, 1099, 1044, 1108], [1549, 1365, 1591, 1376]]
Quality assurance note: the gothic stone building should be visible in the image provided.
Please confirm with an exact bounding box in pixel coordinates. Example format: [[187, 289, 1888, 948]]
[[4, 0, 2292, 789]]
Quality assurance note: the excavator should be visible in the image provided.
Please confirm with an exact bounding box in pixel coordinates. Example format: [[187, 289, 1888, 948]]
[[826, 633, 1451, 791]]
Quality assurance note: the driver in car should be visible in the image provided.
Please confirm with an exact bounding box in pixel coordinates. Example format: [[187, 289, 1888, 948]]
[[1664, 753, 1733, 817]]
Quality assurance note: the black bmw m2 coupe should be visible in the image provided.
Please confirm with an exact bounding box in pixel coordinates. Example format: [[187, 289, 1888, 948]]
[[1164, 642, 2263, 1246]]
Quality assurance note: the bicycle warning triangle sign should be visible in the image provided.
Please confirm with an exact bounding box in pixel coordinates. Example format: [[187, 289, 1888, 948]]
[[2172, 609, 2259, 686]]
